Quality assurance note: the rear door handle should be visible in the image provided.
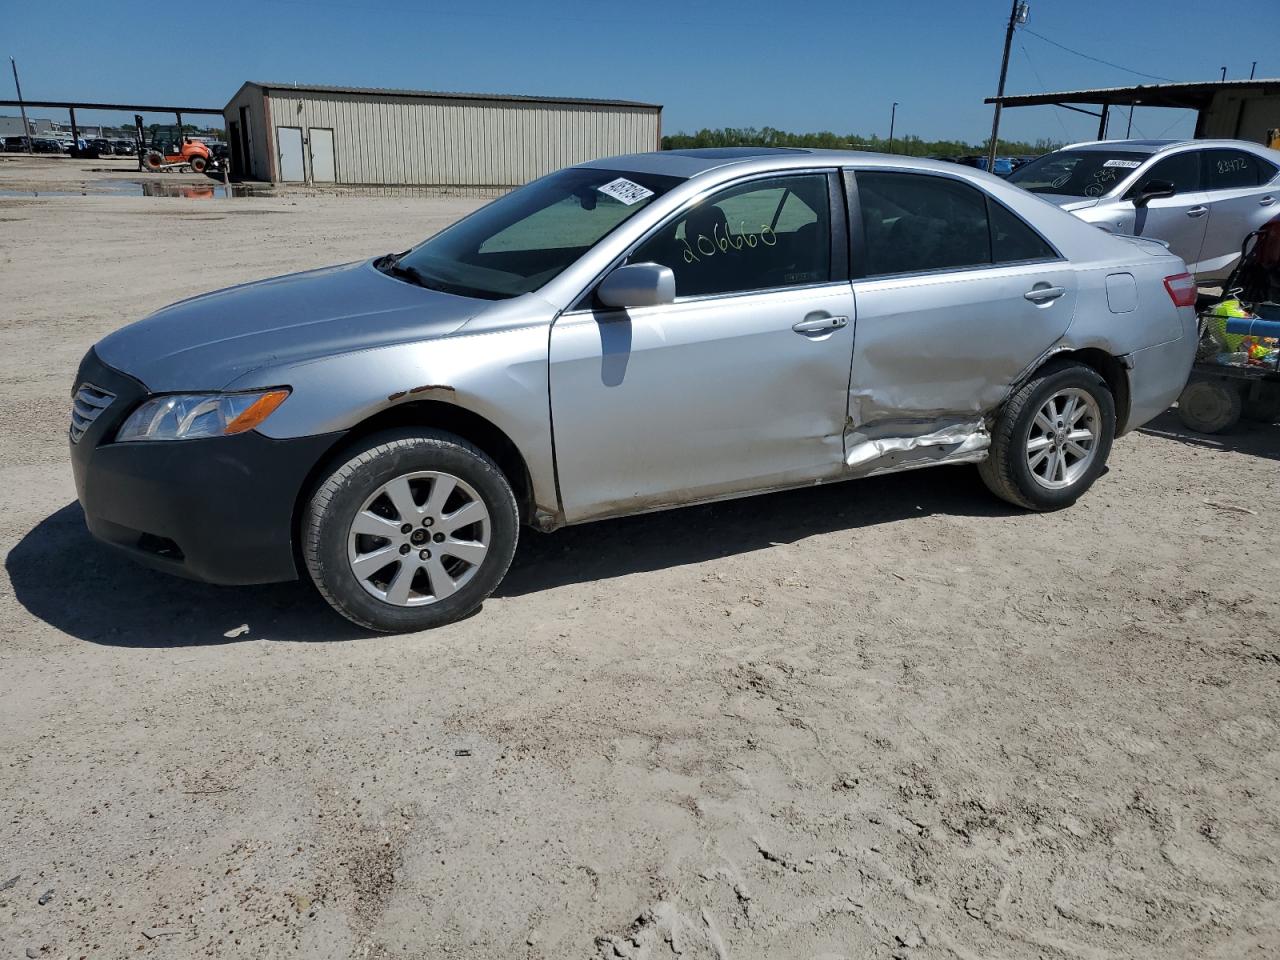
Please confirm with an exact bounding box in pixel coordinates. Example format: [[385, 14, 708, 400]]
[[792, 315, 848, 334], [1023, 286, 1066, 303], [1260, 196, 1276, 207], [1186, 206, 1209, 218]]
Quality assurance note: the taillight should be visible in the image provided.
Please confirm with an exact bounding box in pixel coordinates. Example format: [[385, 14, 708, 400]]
[[1163, 272, 1197, 308]]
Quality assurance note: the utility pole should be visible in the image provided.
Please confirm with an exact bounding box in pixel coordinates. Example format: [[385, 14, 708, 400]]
[[10, 57, 33, 155], [987, 1, 1027, 172], [1249, 61, 1257, 80], [888, 101, 898, 154], [1220, 66, 1227, 81]]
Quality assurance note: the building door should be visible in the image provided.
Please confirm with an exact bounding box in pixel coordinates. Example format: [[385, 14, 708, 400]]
[[277, 126, 305, 182], [229, 121, 243, 178], [237, 106, 253, 179], [310, 128, 336, 182]]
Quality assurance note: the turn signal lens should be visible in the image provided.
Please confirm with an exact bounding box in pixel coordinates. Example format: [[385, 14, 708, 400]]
[[224, 390, 291, 434], [1163, 272, 1198, 308]]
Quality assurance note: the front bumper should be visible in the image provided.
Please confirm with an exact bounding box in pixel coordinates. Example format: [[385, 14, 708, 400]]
[[69, 349, 344, 585]]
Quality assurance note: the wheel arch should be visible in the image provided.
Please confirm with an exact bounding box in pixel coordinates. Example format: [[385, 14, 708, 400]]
[[289, 400, 537, 572], [1018, 346, 1132, 435]]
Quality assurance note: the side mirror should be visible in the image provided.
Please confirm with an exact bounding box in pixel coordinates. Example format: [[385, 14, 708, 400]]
[[596, 262, 676, 309], [1134, 178, 1176, 207]]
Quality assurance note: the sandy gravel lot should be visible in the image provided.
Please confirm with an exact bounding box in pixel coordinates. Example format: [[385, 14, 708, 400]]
[[2, 154, 1279, 960]]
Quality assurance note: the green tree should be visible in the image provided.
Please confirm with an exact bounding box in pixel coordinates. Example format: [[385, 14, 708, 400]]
[[662, 127, 1056, 157]]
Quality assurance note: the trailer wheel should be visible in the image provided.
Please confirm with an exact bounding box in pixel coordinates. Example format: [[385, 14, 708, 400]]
[[1176, 379, 1242, 434], [188, 155, 207, 174], [143, 151, 165, 171]]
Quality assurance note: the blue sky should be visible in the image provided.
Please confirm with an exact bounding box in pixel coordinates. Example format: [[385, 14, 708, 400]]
[[4, 0, 1278, 144]]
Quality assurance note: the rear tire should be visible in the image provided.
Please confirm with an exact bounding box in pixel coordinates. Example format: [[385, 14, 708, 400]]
[[188, 155, 207, 173], [1177, 379, 1242, 433], [302, 429, 519, 633], [979, 360, 1116, 511]]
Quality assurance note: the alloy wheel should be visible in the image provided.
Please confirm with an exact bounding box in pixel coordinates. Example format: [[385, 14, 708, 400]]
[[346, 470, 490, 606], [1025, 388, 1101, 490]]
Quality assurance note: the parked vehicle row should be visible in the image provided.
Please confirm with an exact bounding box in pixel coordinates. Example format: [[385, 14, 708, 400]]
[[70, 147, 1198, 632], [1, 136, 136, 155]]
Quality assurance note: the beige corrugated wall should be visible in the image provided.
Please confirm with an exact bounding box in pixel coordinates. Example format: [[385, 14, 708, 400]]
[[260, 89, 660, 186]]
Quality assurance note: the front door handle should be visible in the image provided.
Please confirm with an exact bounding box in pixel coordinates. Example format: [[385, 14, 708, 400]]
[[1260, 196, 1276, 207], [792, 315, 848, 334], [1024, 285, 1066, 304], [1186, 206, 1209, 218]]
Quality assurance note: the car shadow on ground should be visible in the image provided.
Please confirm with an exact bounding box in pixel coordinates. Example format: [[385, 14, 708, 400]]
[[1138, 409, 1280, 462], [7, 467, 1016, 648]]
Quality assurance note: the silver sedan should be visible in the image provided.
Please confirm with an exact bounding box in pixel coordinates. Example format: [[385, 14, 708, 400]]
[[72, 148, 1197, 631]]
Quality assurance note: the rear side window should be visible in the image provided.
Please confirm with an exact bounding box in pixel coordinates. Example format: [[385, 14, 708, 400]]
[[857, 173, 991, 275], [1125, 152, 1200, 198], [630, 174, 832, 298], [989, 200, 1057, 263], [1202, 149, 1273, 189]]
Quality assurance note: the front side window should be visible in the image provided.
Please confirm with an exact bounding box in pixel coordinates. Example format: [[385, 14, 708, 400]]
[[630, 174, 832, 298], [1202, 149, 1274, 190], [1124, 151, 1201, 199], [1008, 149, 1153, 198], [393, 167, 681, 300], [857, 172, 991, 276]]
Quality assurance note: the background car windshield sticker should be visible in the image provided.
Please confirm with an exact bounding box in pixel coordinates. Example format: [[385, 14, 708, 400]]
[[1103, 159, 1142, 169], [597, 177, 654, 206]]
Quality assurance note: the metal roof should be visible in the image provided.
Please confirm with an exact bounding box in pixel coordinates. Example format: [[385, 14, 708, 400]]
[[986, 79, 1280, 109], [239, 81, 661, 111], [0, 98, 222, 114]]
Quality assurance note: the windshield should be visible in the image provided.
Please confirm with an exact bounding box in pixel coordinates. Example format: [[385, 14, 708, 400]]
[[1008, 149, 1152, 198], [391, 167, 682, 299]]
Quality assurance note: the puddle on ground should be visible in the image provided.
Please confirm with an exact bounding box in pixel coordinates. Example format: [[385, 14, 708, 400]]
[[0, 180, 276, 199]]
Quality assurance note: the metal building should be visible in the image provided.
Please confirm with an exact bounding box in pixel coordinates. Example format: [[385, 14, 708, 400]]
[[222, 81, 662, 186]]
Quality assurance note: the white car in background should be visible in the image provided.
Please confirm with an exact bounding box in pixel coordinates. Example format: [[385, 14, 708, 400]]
[[1008, 139, 1280, 281]]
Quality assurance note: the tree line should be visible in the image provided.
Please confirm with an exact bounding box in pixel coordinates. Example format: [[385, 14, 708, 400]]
[[661, 127, 1060, 157]]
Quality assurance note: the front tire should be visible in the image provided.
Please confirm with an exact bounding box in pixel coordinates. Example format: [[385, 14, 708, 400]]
[[302, 429, 519, 632], [979, 360, 1116, 511]]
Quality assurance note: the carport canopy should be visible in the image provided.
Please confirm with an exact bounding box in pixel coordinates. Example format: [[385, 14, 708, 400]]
[[985, 79, 1280, 141]]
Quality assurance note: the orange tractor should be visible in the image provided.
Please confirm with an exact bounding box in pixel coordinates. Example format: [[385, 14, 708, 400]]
[[143, 126, 212, 173]]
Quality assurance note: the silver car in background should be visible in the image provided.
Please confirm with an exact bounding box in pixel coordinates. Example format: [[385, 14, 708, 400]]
[[71, 148, 1197, 632], [1009, 138, 1280, 280]]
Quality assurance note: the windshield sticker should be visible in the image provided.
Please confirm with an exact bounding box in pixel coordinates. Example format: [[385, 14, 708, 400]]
[[1103, 159, 1142, 169], [597, 177, 654, 206]]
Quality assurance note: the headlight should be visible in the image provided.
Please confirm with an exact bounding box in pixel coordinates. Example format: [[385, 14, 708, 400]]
[[115, 389, 290, 442]]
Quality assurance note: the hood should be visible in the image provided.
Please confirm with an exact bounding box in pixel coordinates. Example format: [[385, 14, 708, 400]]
[[1038, 194, 1101, 212], [95, 259, 486, 391]]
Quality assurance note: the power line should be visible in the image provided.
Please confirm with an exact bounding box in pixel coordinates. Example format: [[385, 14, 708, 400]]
[[1018, 42, 1071, 139], [1021, 27, 1173, 83]]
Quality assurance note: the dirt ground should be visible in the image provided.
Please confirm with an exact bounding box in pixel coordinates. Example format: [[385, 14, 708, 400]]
[[2, 153, 1278, 960]]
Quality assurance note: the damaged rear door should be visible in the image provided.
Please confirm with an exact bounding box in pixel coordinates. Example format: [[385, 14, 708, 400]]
[[844, 169, 1076, 472]]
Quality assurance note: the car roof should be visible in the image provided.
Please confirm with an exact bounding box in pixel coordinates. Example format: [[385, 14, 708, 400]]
[[1059, 138, 1279, 156], [578, 148, 1007, 181]]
